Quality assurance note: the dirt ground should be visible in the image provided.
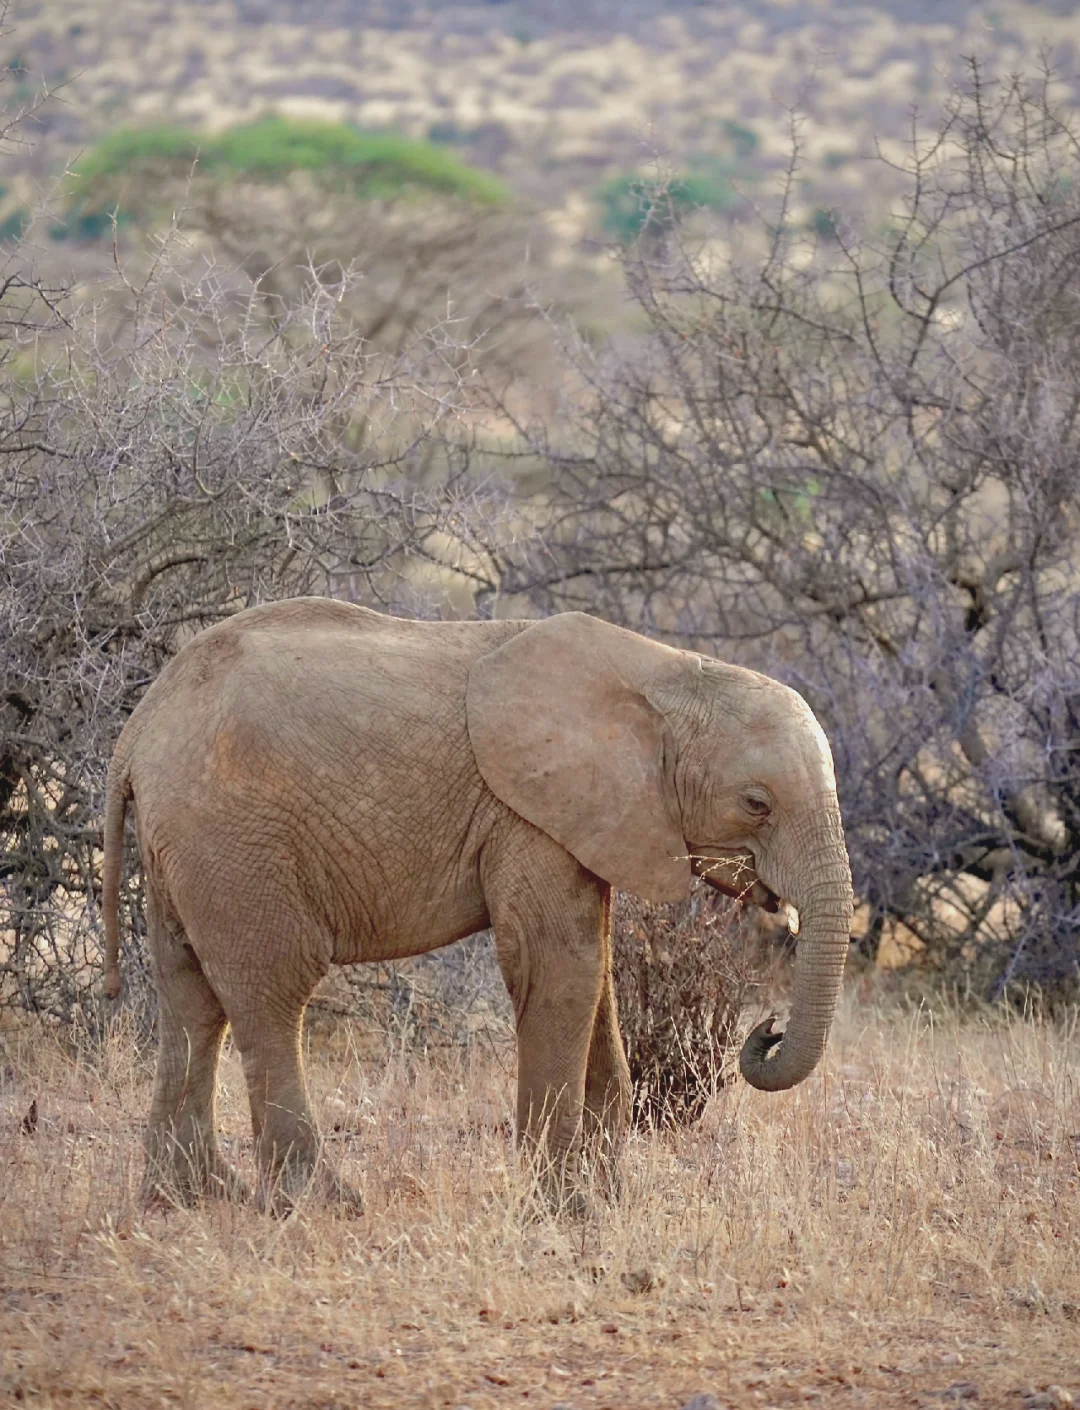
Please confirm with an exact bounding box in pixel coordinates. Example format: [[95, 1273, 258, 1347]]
[[1, 994, 1078, 1409]]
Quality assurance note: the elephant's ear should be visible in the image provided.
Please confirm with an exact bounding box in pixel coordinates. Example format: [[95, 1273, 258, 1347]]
[[467, 613, 692, 903]]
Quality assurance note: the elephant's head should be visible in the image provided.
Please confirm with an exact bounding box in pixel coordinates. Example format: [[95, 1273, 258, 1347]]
[[467, 612, 854, 1093]]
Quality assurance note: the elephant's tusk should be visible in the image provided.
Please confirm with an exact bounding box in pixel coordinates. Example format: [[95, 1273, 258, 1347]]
[[783, 902, 800, 936]]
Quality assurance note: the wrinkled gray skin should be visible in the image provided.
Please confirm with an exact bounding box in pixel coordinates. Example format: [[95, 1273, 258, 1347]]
[[102, 601, 853, 1210]]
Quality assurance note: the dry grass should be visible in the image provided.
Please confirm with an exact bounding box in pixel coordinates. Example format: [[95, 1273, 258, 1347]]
[[2, 990, 1079, 1409]]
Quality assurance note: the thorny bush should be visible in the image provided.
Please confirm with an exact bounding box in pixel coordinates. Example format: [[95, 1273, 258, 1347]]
[[0, 216, 494, 1025], [472, 65, 1080, 998]]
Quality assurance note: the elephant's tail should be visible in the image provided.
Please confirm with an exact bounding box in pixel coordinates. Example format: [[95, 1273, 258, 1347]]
[[101, 765, 131, 1000]]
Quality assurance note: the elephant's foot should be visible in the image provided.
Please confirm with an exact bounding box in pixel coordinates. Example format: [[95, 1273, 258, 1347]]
[[529, 1151, 602, 1224], [142, 1141, 250, 1210], [533, 1177, 600, 1224], [321, 1169, 365, 1216], [256, 1151, 364, 1218], [554, 1184, 599, 1222], [584, 1154, 623, 1205], [580, 1129, 625, 1205]]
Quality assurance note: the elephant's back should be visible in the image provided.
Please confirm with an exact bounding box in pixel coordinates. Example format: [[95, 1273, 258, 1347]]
[[116, 597, 528, 800], [127, 599, 525, 719], [162, 596, 525, 659]]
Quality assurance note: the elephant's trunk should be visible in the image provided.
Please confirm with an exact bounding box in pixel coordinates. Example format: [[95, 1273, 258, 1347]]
[[738, 807, 853, 1092]]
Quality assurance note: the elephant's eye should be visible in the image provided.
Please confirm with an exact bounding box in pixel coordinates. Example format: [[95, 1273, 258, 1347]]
[[741, 790, 772, 820]]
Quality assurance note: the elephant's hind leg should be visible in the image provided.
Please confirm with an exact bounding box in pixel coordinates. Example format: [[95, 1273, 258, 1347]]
[[145, 889, 238, 1205], [231, 998, 319, 1213], [218, 951, 363, 1217]]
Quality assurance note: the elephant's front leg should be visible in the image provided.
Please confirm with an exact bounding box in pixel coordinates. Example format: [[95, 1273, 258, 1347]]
[[582, 967, 631, 1193], [485, 831, 611, 1207]]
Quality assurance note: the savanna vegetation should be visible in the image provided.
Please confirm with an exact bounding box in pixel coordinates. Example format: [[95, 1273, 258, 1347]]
[[2, 13, 1079, 1405], [2, 997, 1078, 1407]]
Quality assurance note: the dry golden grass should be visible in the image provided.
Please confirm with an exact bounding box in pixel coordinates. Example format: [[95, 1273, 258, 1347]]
[[2, 990, 1078, 1409]]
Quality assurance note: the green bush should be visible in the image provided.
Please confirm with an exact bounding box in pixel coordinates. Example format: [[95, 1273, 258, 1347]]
[[72, 125, 206, 179], [48, 201, 130, 243], [67, 117, 507, 236], [426, 119, 468, 146], [0, 207, 29, 243], [598, 165, 736, 244], [721, 118, 758, 159], [809, 206, 841, 241]]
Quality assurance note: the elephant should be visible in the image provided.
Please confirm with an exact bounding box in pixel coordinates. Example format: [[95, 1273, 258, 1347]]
[[101, 599, 853, 1209]]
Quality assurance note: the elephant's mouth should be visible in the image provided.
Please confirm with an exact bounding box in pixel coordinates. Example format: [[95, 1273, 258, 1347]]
[[690, 848, 782, 914]]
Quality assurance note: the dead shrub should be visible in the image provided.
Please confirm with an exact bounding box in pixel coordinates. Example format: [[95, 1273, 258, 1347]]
[[611, 885, 767, 1126]]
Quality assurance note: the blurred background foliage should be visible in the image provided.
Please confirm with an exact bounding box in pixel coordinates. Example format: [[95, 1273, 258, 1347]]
[[65, 117, 508, 215], [597, 161, 738, 244]]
